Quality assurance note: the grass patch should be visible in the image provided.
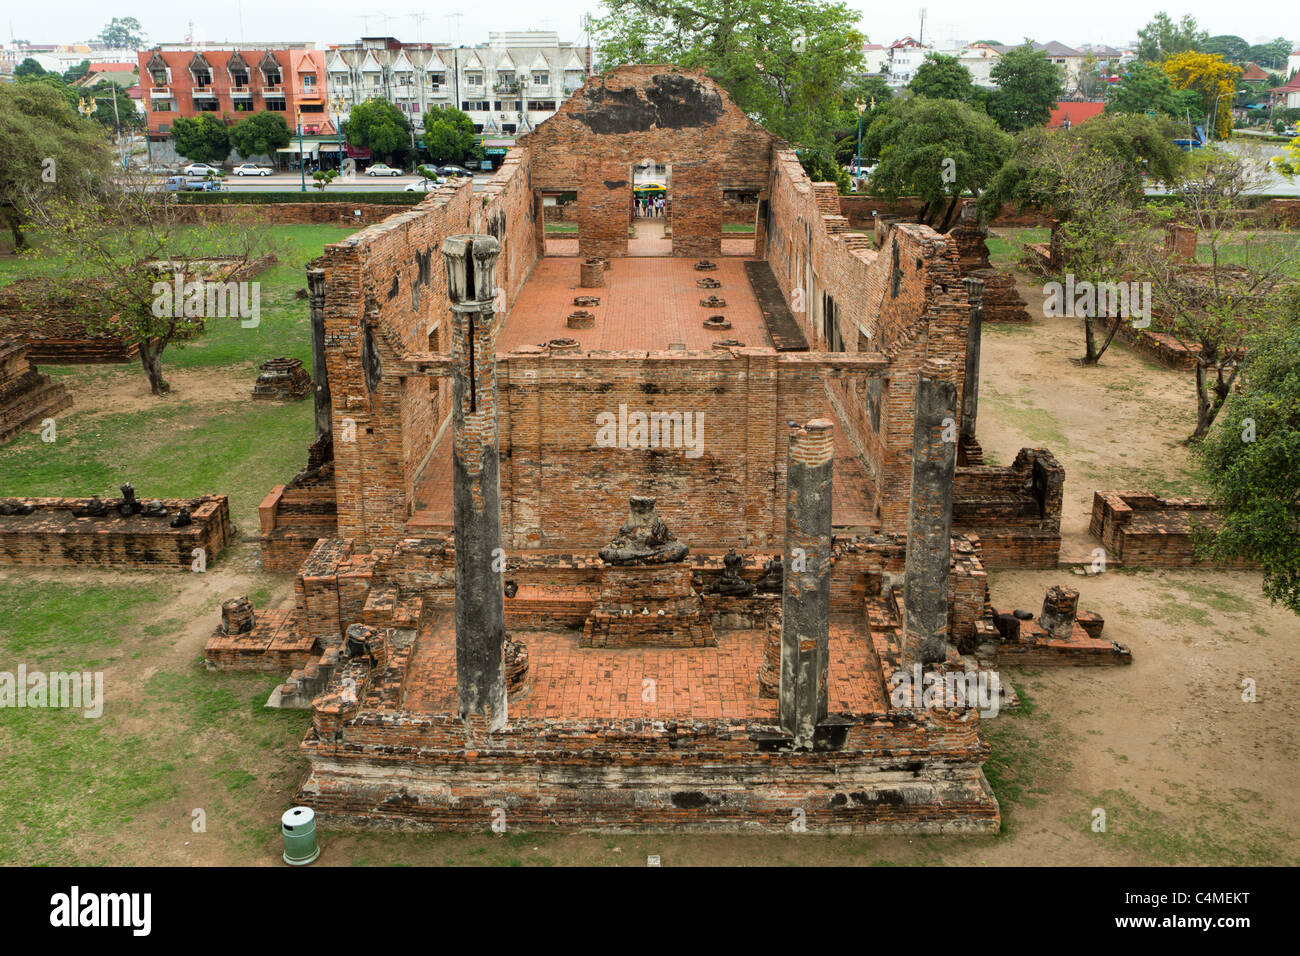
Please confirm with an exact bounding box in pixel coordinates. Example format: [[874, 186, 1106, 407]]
[[544, 222, 577, 234], [985, 227, 1049, 269], [980, 683, 1071, 835]]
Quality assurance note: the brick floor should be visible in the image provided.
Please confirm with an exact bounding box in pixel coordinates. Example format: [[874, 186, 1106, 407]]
[[544, 237, 755, 257], [400, 612, 886, 718], [497, 255, 770, 353]]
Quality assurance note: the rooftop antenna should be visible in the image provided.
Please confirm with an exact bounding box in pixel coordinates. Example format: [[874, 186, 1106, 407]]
[[445, 13, 463, 46], [918, 7, 927, 46], [408, 13, 429, 44]]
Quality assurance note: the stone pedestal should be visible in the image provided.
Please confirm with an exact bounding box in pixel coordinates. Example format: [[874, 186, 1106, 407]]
[[1039, 585, 1080, 639], [579, 258, 606, 288]]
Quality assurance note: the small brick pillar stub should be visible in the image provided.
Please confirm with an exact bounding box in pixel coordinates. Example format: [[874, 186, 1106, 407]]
[[1165, 223, 1197, 263], [444, 234, 508, 732], [903, 359, 958, 667], [306, 267, 331, 443], [780, 418, 834, 748], [960, 277, 985, 442], [1039, 585, 1080, 639], [579, 258, 606, 288], [221, 597, 255, 635]]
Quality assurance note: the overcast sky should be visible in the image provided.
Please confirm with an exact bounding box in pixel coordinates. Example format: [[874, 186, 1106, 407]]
[[5, 1, 1288, 51]]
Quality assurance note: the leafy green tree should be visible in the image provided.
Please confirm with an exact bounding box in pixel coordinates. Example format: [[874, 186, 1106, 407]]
[[593, 0, 865, 158], [0, 81, 114, 250], [1246, 38, 1293, 71], [1140, 151, 1300, 441], [863, 96, 1012, 231], [421, 104, 478, 165], [979, 114, 1188, 363], [24, 174, 277, 395], [1136, 12, 1208, 62], [909, 53, 977, 102], [83, 79, 142, 131], [1204, 35, 1250, 63], [1105, 61, 1202, 130], [170, 114, 230, 164], [988, 44, 1062, 132], [312, 169, 338, 191], [343, 98, 411, 163], [1196, 313, 1300, 615], [228, 111, 291, 159], [62, 59, 91, 84], [14, 58, 46, 79], [98, 17, 146, 49]]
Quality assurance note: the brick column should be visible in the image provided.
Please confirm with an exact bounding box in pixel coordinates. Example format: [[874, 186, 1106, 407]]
[[903, 359, 958, 666], [443, 234, 507, 731], [780, 419, 833, 748], [307, 267, 331, 444], [960, 276, 985, 442]]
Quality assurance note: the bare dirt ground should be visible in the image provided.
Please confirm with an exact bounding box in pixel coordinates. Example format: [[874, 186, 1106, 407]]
[[3, 262, 1296, 866]]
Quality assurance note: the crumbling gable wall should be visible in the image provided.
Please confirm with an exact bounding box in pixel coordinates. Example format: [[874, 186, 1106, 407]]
[[522, 65, 778, 259], [320, 154, 539, 545]]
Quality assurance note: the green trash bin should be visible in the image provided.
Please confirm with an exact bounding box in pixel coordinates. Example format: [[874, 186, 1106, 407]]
[[281, 806, 320, 865]]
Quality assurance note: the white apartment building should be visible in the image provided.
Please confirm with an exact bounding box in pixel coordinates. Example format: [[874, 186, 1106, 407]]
[[326, 32, 590, 138], [885, 37, 931, 86]]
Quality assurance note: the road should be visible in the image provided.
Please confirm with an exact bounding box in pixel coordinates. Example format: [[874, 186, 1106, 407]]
[[217, 172, 493, 193]]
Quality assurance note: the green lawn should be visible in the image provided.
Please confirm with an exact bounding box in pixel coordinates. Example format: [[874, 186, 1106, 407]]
[[985, 227, 1050, 269]]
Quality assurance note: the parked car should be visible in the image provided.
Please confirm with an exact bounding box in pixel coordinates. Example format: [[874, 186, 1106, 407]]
[[138, 163, 176, 175], [437, 165, 473, 179], [365, 163, 402, 177], [232, 163, 273, 177], [181, 163, 222, 177], [404, 177, 445, 193], [165, 176, 226, 192]]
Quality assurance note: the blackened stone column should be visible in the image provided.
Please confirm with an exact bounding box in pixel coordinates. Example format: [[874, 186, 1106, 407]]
[[307, 267, 331, 444], [903, 359, 958, 667], [960, 277, 985, 443], [780, 419, 834, 749], [443, 235, 507, 732]]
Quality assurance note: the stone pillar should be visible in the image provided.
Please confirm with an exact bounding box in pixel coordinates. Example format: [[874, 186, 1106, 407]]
[[1039, 585, 1080, 639], [443, 234, 507, 732], [1165, 223, 1197, 262], [306, 267, 331, 444], [960, 277, 985, 443], [903, 359, 958, 667], [780, 419, 834, 748]]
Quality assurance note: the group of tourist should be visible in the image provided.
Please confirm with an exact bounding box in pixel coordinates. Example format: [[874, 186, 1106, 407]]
[[635, 195, 666, 218]]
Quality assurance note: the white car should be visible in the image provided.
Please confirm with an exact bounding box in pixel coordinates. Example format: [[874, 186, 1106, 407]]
[[404, 178, 445, 192], [365, 163, 402, 177], [181, 163, 222, 177], [232, 164, 272, 177]]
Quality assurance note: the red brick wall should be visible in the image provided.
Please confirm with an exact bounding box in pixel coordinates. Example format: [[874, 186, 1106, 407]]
[[521, 65, 778, 259]]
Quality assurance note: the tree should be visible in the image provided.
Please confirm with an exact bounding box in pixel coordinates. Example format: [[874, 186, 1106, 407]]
[[909, 53, 977, 102], [988, 44, 1062, 132], [1106, 61, 1202, 130], [1136, 12, 1208, 62], [24, 172, 277, 395], [1204, 35, 1250, 64], [98, 17, 146, 49], [14, 58, 46, 79], [1139, 151, 1300, 441], [343, 98, 411, 163], [228, 111, 291, 160], [863, 96, 1012, 231], [63, 59, 92, 84], [1196, 314, 1300, 615], [1162, 52, 1243, 140], [83, 80, 143, 132], [0, 81, 114, 250], [421, 104, 478, 165], [1246, 38, 1293, 72], [594, 0, 866, 157], [170, 114, 231, 165], [979, 114, 1187, 363]]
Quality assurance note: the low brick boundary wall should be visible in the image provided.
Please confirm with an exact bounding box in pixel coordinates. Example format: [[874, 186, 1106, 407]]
[[0, 494, 234, 569], [0, 339, 73, 444], [1089, 490, 1254, 568]]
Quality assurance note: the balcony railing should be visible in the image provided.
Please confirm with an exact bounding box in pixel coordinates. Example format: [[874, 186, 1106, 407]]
[[192, 85, 217, 97], [494, 82, 520, 94]]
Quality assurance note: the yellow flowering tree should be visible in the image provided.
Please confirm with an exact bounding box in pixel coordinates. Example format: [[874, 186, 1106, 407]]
[[1162, 52, 1242, 139]]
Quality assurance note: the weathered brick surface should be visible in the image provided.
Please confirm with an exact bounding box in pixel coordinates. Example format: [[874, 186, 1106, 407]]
[[1089, 490, 1254, 568], [521, 65, 776, 260], [0, 339, 73, 444], [0, 495, 233, 569]]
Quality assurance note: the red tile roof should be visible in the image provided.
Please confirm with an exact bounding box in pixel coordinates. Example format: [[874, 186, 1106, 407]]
[[1048, 101, 1106, 128]]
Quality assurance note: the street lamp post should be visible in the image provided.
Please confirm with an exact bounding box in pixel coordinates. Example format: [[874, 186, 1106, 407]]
[[855, 100, 865, 180], [1211, 89, 1250, 141], [298, 121, 306, 192]]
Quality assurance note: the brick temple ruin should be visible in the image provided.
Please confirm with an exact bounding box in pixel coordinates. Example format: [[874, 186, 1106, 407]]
[[211, 65, 1131, 832]]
